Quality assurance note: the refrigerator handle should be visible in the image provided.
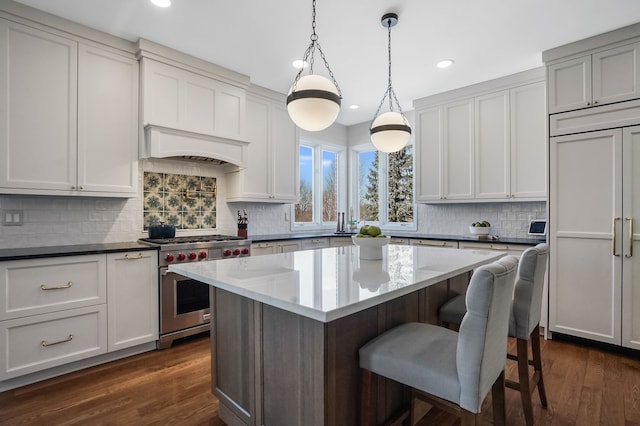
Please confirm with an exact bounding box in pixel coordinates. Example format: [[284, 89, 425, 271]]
[[613, 217, 621, 257], [626, 217, 634, 258]]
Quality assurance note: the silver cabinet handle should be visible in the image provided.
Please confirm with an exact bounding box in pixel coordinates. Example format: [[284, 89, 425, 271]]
[[613, 217, 621, 256], [124, 253, 144, 260], [41, 281, 72, 291], [41, 334, 73, 347], [626, 217, 634, 258]]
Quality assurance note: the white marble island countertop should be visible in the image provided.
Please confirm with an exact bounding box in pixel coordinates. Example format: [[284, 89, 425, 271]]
[[169, 245, 504, 322]]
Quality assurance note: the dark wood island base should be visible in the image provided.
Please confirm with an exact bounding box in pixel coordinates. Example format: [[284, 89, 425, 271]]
[[211, 272, 470, 426]]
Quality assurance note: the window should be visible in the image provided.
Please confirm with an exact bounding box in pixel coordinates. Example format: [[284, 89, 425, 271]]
[[294, 142, 345, 229], [352, 143, 415, 230]]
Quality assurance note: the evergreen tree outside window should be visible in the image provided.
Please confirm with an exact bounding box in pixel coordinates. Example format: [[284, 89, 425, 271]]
[[352, 143, 415, 229]]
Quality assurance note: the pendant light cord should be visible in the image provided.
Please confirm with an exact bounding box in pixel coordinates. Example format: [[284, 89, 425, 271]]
[[371, 15, 407, 128], [291, 0, 342, 97]]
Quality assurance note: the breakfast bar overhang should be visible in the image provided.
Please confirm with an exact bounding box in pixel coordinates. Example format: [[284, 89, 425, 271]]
[[169, 245, 504, 426]]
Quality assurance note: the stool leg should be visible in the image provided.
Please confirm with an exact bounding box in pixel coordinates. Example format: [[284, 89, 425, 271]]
[[360, 369, 376, 426], [491, 370, 506, 426], [531, 324, 548, 407], [516, 337, 534, 426]]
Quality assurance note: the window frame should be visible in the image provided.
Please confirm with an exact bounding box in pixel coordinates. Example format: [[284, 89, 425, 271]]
[[350, 141, 417, 232], [292, 140, 347, 231]]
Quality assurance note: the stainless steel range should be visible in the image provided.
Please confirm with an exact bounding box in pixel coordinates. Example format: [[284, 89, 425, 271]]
[[139, 235, 251, 349]]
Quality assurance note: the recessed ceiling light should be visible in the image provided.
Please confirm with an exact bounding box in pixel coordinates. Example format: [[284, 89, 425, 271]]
[[150, 0, 171, 8], [349, 105, 360, 110], [292, 60, 308, 69], [437, 59, 454, 69]]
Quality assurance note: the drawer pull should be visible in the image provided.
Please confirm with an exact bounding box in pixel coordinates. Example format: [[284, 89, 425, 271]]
[[489, 245, 508, 251], [41, 334, 73, 347], [40, 281, 73, 291], [124, 253, 144, 260]]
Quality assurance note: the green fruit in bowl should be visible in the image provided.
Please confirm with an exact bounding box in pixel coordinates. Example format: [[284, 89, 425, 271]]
[[367, 225, 381, 237]]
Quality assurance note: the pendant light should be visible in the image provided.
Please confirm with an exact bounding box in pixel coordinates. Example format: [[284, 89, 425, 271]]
[[287, 0, 342, 131], [370, 13, 411, 153]]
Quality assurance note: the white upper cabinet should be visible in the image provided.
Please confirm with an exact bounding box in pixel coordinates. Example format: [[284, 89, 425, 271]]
[[510, 81, 547, 199], [141, 58, 246, 142], [444, 99, 475, 201], [0, 20, 78, 193], [415, 106, 443, 202], [474, 90, 509, 199], [548, 41, 640, 114], [415, 69, 546, 203], [78, 44, 138, 195], [0, 18, 138, 197], [226, 87, 298, 203]]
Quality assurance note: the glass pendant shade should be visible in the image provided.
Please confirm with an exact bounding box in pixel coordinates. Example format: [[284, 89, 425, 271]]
[[370, 111, 411, 153], [287, 75, 341, 131]]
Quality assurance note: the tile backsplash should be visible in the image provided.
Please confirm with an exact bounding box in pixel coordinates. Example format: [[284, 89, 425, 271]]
[[143, 172, 217, 230]]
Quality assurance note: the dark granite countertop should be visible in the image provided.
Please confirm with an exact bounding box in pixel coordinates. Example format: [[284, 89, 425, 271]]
[[248, 232, 545, 246], [0, 242, 158, 261]]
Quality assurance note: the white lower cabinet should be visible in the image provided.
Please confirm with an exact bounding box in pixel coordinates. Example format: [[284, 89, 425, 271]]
[[330, 237, 354, 247], [0, 250, 158, 383], [251, 240, 302, 256], [411, 239, 458, 248], [390, 238, 410, 245], [107, 251, 158, 352], [0, 305, 107, 380], [0, 254, 106, 321], [457, 241, 526, 257], [300, 238, 330, 251]]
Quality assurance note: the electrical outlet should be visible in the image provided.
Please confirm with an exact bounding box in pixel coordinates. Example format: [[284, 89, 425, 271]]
[[2, 209, 24, 226]]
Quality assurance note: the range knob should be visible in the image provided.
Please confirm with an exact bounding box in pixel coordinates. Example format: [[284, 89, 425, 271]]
[[233, 248, 241, 256], [199, 251, 207, 260], [241, 248, 250, 255], [188, 252, 197, 260], [177, 253, 186, 261], [165, 253, 175, 262], [223, 249, 232, 257]]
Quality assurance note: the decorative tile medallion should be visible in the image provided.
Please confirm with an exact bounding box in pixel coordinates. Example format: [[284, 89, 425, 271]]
[[143, 172, 217, 230]]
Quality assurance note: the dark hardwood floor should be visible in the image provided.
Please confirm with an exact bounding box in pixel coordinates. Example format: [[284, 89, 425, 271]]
[[1, 333, 639, 425]]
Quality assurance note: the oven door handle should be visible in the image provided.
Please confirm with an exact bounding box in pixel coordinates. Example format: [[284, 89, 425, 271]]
[[161, 267, 169, 276]]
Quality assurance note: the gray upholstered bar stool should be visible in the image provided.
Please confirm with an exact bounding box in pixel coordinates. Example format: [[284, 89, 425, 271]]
[[359, 255, 518, 426], [438, 243, 549, 426]]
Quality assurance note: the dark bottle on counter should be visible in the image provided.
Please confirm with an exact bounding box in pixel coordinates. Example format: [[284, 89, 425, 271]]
[[237, 209, 248, 239]]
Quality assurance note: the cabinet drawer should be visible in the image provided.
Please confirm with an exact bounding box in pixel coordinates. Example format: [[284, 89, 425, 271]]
[[0, 255, 107, 320], [0, 305, 107, 380], [300, 238, 329, 250], [411, 239, 458, 248], [458, 241, 526, 257]]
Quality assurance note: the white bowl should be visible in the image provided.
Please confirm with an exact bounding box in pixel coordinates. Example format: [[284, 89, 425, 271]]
[[352, 236, 390, 260], [468, 226, 491, 235]]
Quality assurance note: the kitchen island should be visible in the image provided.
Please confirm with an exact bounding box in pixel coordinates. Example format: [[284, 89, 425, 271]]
[[169, 245, 504, 426]]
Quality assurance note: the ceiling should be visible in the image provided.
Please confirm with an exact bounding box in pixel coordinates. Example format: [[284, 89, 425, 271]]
[[11, 0, 640, 126]]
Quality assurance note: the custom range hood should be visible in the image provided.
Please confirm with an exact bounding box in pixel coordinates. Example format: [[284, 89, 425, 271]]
[[138, 39, 251, 167], [142, 125, 249, 167]]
